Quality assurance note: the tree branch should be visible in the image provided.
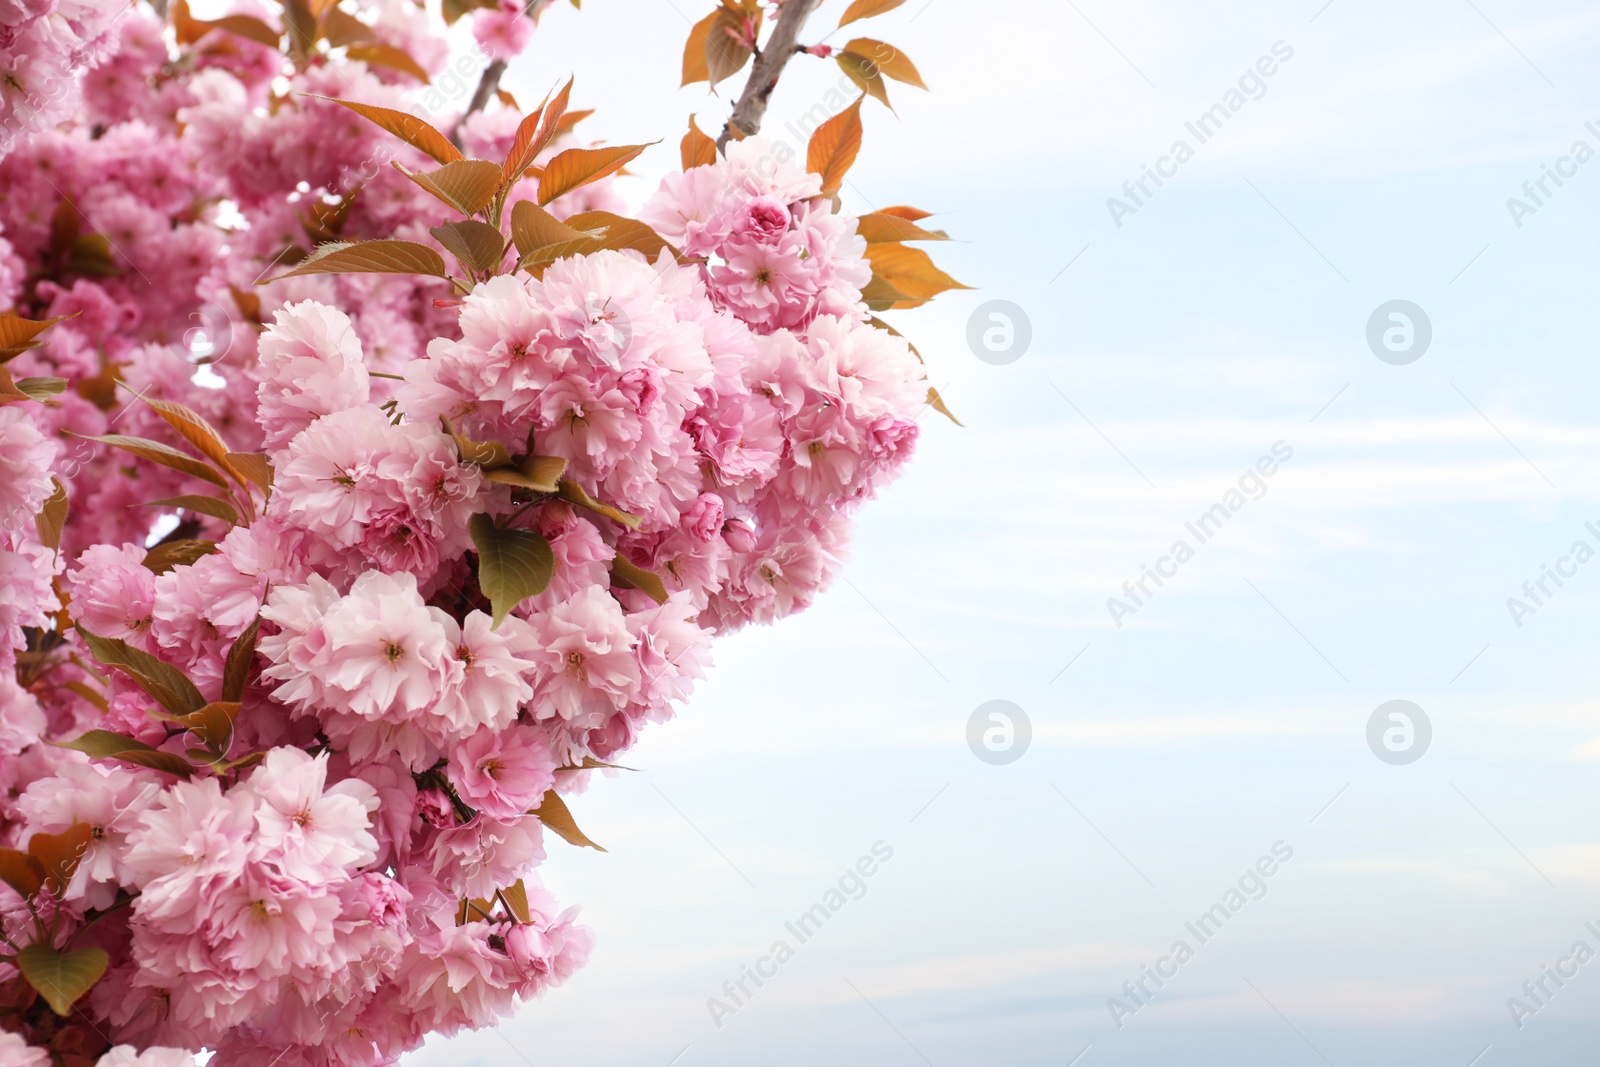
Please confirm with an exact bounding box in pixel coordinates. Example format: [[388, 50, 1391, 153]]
[[717, 0, 826, 150], [453, 58, 508, 147]]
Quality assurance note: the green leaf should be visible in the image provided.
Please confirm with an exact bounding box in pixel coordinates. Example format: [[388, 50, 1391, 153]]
[[430, 220, 507, 275], [531, 789, 606, 851], [54, 730, 194, 779], [484, 455, 567, 493], [557, 480, 641, 530], [142, 538, 218, 576], [70, 433, 229, 489], [537, 144, 654, 206], [74, 626, 205, 716], [469, 514, 555, 627], [17, 943, 109, 1017], [34, 478, 67, 554], [838, 0, 905, 26], [399, 159, 505, 216], [138, 495, 239, 526], [265, 240, 448, 283], [611, 556, 668, 605]]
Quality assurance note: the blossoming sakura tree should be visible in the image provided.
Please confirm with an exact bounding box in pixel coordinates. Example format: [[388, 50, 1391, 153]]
[[0, 0, 963, 1062]]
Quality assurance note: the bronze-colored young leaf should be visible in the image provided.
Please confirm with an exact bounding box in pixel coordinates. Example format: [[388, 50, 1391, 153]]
[[321, 5, 378, 47], [222, 616, 260, 703], [681, 113, 718, 170], [143, 398, 245, 487], [509, 200, 589, 258], [34, 478, 67, 554], [315, 97, 463, 165], [451, 431, 513, 469], [836, 50, 893, 110], [502, 78, 573, 185], [531, 789, 606, 851], [484, 455, 567, 493], [12, 376, 67, 401], [469, 514, 555, 627], [266, 240, 447, 282], [500, 878, 533, 923], [927, 385, 962, 427], [346, 43, 430, 82], [225, 452, 274, 495], [0, 848, 44, 900], [855, 211, 947, 243], [139, 495, 240, 526], [807, 95, 865, 195], [398, 159, 505, 216], [69, 433, 228, 489], [17, 944, 109, 1017], [557, 480, 642, 530], [0, 312, 72, 363], [208, 14, 283, 49], [842, 38, 926, 87], [558, 755, 638, 771], [431, 220, 507, 275], [74, 626, 206, 716], [860, 271, 912, 312], [879, 204, 933, 221], [681, 10, 717, 85], [838, 0, 905, 26], [28, 824, 91, 897], [182, 701, 243, 753], [54, 730, 195, 780], [705, 6, 756, 89], [563, 211, 677, 260], [142, 539, 219, 576], [611, 556, 668, 605], [537, 144, 653, 206], [863, 242, 970, 301]]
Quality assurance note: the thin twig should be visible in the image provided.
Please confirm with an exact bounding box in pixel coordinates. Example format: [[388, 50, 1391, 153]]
[[453, 58, 508, 147], [718, 0, 826, 149]]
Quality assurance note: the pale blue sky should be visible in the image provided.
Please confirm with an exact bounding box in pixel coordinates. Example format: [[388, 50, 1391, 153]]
[[406, 1, 1600, 1064]]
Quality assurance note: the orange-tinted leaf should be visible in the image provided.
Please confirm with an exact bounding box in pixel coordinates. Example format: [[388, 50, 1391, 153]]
[[837, 50, 893, 109], [0, 312, 71, 363], [346, 43, 430, 82], [484, 455, 567, 493], [509, 200, 588, 257], [142, 539, 218, 576], [431, 220, 507, 275], [226, 452, 273, 496], [138, 495, 240, 525], [532, 790, 606, 851], [397, 159, 504, 216], [878, 204, 933, 221], [705, 7, 756, 89], [681, 113, 718, 170], [537, 144, 653, 206], [222, 617, 260, 703], [28, 824, 91, 897], [927, 385, 962, 426], [316, 96, 463, 165], [34, 478, 67, 554], [807, 95, 865, 195], [55, 730, 194, 779], [681, 10, 717, 85], [838, 0, 905, 27], [863, 242, 970, 301], [557, 480, 641, 529], [144, 398, 244, 487], [856, 211, 948, 243], [502, 78, 572, 185], [0, 849, 44, 900], [842, 38, 925, 87], [321, 5, 377, 47]]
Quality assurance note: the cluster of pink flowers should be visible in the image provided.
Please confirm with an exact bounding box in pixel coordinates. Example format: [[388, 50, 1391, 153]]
[[0, 0, 944, 1063]]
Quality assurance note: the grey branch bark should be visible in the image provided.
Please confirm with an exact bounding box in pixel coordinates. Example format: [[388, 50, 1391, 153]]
[[717, 0, 826, 150]]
